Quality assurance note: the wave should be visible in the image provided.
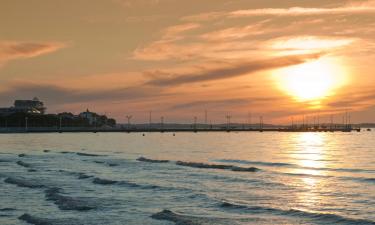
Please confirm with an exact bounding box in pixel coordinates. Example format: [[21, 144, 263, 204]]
[[215, 159, 375, 174], [362, 178, 375, 183], [4, 176, 97, 212], [137, 157, 170, 163], [16, 160, 32, 168], [151, 209, 202, 225], [92, 177, 118, 185], [59, 151, 103, 157], [44, 188, 97, 211], [304, 167, 375, 173], [76, 152, 102, 157], [19, 213, 86, 225], [117, 180, 166, 190], [91, 176, 183, 192], [4, 177, 45, 189], [280, 172, 375, 185], [151, 209, 234, 225], [60, 151, 72, 154], [341, 177, 375, 184], [220, 201, 375, 225], [78, 173, 93, 180], [19, 214, 53, 225], [92, 177, 145, 188], [0, 208, 16, 211], [58, 170, 93, 180], [176, 161, 259, 172], [0, 159, 11, 163], [215, 159, 294, 167]]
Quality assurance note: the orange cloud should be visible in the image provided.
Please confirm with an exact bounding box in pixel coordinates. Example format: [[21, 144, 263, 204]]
[[146, 53, 323, 86], [0, 41, 66, 66], [184, 2, 375, 21]]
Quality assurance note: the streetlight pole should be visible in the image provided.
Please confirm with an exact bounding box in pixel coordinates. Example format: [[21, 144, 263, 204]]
[[225, 114, 231, 131], [25, 117, 28, 132], [149, 111, 152, 130], [248, 112, 252, 129], [194, 116, 197, 131], [160, 116, 164, 131], [126, 115, 132, 130]]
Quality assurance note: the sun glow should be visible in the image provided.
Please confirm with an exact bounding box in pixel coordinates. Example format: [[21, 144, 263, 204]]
[[274, 57, 347, 106]]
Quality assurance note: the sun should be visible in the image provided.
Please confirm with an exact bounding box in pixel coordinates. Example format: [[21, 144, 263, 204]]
[[273, 57, 347, 105]]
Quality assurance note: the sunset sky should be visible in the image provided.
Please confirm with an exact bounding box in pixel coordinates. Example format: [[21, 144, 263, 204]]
[[1, 0, 375, 124]]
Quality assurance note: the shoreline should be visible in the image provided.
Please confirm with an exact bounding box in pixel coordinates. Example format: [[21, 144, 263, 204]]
[[0, 127, 361, 134]]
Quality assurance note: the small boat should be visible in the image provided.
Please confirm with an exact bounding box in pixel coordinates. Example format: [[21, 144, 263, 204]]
[[367, 128, 371, 131]]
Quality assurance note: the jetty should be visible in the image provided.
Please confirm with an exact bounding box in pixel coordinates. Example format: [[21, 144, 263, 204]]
[[0, 126, 361, 134]]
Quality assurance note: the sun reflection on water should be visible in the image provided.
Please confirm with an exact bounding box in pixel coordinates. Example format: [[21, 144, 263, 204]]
[[290, 133, 331, 210]]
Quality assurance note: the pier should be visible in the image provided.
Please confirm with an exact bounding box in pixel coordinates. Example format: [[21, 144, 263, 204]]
[[0, 126, 361, 134]]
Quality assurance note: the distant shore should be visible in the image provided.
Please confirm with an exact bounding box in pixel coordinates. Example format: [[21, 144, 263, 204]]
[[0, 127, 363, 134]]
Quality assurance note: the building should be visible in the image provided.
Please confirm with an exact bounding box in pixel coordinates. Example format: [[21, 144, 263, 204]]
[[79, 109, 97, 125], [0, 97, 46, 116], [14, 97, 46, 114], [0, 107, 14, 116]]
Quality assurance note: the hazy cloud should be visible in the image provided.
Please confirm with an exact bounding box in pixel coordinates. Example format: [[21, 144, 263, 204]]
[[115, 0, 162, 8], [0, 41, 66, 65], [146, 53, 322, 86], [170, 98, 249, 110], [184, 1, 375, 21], [170, 96, 283, 110], [0, 82, 165, 107]]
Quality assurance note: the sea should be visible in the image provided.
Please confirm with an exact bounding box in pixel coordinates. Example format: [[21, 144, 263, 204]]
[[0, 131, 374, 225]]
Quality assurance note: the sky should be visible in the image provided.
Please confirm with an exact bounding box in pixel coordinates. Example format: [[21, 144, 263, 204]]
[[1, 0, 375, 124]]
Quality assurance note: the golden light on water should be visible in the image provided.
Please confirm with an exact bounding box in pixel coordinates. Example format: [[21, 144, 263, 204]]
[[291, 133, 330, 210], [274, 57, 348, 107]]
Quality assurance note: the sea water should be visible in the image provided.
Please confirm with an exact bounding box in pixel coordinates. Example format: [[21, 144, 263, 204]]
[[0, 132, 374, 225]]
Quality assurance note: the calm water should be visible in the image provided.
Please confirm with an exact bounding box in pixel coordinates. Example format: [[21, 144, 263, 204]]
[[0, 132, 374, 225]]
